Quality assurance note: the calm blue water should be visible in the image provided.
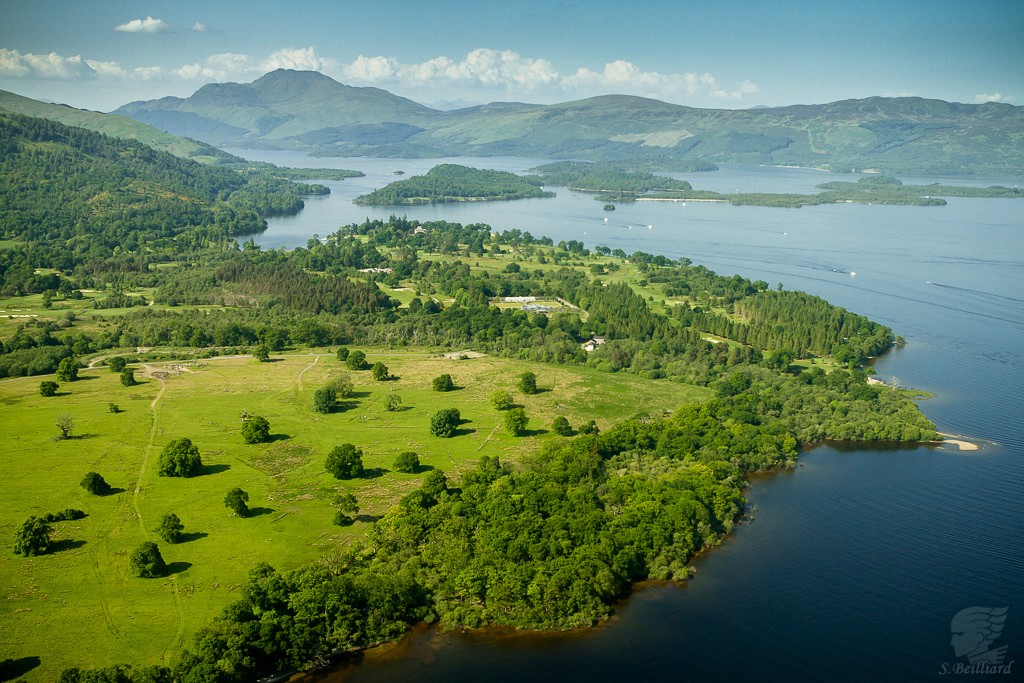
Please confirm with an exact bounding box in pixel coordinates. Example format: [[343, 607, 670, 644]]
[[233, 151, 1024, 682]]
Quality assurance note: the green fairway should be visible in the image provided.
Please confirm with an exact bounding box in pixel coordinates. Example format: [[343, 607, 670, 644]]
[[0, 349, 710, 678]]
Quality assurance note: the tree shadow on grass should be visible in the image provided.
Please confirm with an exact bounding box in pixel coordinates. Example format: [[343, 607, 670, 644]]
[[335, 401, 360, 413], [355, 513, 383, 524], [100, 487, 127, 496], [350, 390, 373, 399], [413, 464, 436, 473], [0, 655, 41, 681], [165, 561, 192, 575], [178, 531, 208, 543], [266, 433, 290, 443], [51, 539, 87, 553], [452, 427, 477, 437], [197, 463, 231, 476], [245, 506, 274, 517], [521, 428, 549, 437], [361, 467, 389, 479]]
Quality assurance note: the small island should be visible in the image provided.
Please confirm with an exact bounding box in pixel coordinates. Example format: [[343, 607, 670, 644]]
[[354, 164, 555, 205]]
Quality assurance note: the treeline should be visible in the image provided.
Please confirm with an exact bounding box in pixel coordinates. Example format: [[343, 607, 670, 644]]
[[354, 164, 555, 205], [533, 160, 693, 194]]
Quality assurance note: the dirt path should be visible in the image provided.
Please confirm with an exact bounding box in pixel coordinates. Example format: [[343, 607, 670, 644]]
[[296, 355, 320, 392], [133, 365, 167, 530]]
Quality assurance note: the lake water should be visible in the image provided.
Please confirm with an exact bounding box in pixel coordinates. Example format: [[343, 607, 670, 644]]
[[232, 151, 1024, 681]]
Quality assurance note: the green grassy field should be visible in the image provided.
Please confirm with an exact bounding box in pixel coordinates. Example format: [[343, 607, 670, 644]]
[[0, 349, 710, 678]]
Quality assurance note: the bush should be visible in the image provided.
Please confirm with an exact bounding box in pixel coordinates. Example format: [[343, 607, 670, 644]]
[[157, 438, 202, 477], [385, 393, 402, 412], [326, 375, 355, 399], [504, 407, 529, 436], [12, 516, 53, 556], [80, 471, 112, 495], [551, 416, 573, 436], [107, 356, 128, 373], [39, 380, 58, 397], [345, 350, 367, 370], [55, 357, 79, 382], [156, 513, 184, 543], [371, 362, 389, 381], [432, 374, 455, 392], [393, 451, 420, 473], [129, 541, 166, 578], [241, 415, 271, 444], [517, 371, 538, 394], [253, 345, 270, 362], [336, 347, 350, 361], [430, 408, 461, 438], [489, 389, 513, 410], [578, 419, 600, 435], [313, 387, 336, 414], [42, 508, 86, 522], [119, 367, 137, 387], [224, 488, 250, 516], [325, 444, 364, 479]]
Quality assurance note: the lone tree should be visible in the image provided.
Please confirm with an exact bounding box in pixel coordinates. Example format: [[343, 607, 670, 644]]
[[241, 415, 271, 444], [56, 357, 79, 382], [504, 407, 529, 436], [430, 408, 461, 438], [333, 493, 359, 526], [313, 387, 336, 414], [517, 371, 538, 395], [393, 451, 420, 473], [385, 393, 402, 412], [155, 513, 185, 543], [55, 412, 74, 439], [107, 356, 128, 373], [253, 345, 270, 362], [13, 516, 53, 556], [39, 380, 58, 397], [432, 374, 455, 392], [345, 350, 367, 370], [325, 444, 364, 479], [489, 389, 513, 410], [224, 488, 250, 516], [129, 541, 166, 578], [80, 471, 112, 496], [371, 362, 389, 381], [336, 347, 350, 362], [157, 438, 202, 477], [120, 367, 137, 387], [551, 416, 573, 436]]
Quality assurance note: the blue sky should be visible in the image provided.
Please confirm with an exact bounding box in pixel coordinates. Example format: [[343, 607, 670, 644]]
[[0, 0, 1021, 111]]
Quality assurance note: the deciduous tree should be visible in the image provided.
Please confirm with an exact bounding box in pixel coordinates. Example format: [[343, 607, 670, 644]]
[[325, 444, 364, 479], [130, 541, 166, 578], [156, 513, 184, 543], [157, 438, 202, 477], [241, 415, 271, 444], [224, 488, 250, 517]]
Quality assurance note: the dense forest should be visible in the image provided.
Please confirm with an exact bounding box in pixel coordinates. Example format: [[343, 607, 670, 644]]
[[354, 164, 555, 205], [0, 112, 944, 682]]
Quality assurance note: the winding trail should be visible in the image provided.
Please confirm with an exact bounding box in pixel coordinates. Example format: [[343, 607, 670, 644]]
[[133, 364, 167, 532], [296, 355, 320, 392]]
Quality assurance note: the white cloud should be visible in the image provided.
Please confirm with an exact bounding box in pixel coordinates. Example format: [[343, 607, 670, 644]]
[[114, 17, 170, 33], [561, 61, 757, 102], [337, 49, 559, 91], [192, 22, 208, 32], [0, 48, 95, 79], [261, 47, 330, 73], [974, 92, 1012, 103]]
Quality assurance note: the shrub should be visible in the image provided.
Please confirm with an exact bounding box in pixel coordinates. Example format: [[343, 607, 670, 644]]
[[551, 416, 573, 436], [336, 347, 350, 361], [345, 350, 367, 370], [432, 374, 455, 392], [504, 407, 529, 436], [224, 488, 250, 517], [107, 356, 128, 373], [129, 541, 166, 578], [430, 408, 461, 438], [119, 367, 137, 387], [371, 362, 389, 381], [253, 345, 270, 362], [393, 451, 420, 473], [489, 389, 513, 410], [13, 516, 53, 556], [157, 438, 202, 477], [325, 444, 364, 479], [80, 471, 112, 495], [155, 513, 184, 543], [578, 419, 599, 435], [39, 380, 58, 397], [385, 393, 402, 412], [517, 371, 538, 394], [241, 415, 271, 444]]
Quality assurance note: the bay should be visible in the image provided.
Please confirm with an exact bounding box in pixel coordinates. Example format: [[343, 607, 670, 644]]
[[232, 150, 1024, 681]]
